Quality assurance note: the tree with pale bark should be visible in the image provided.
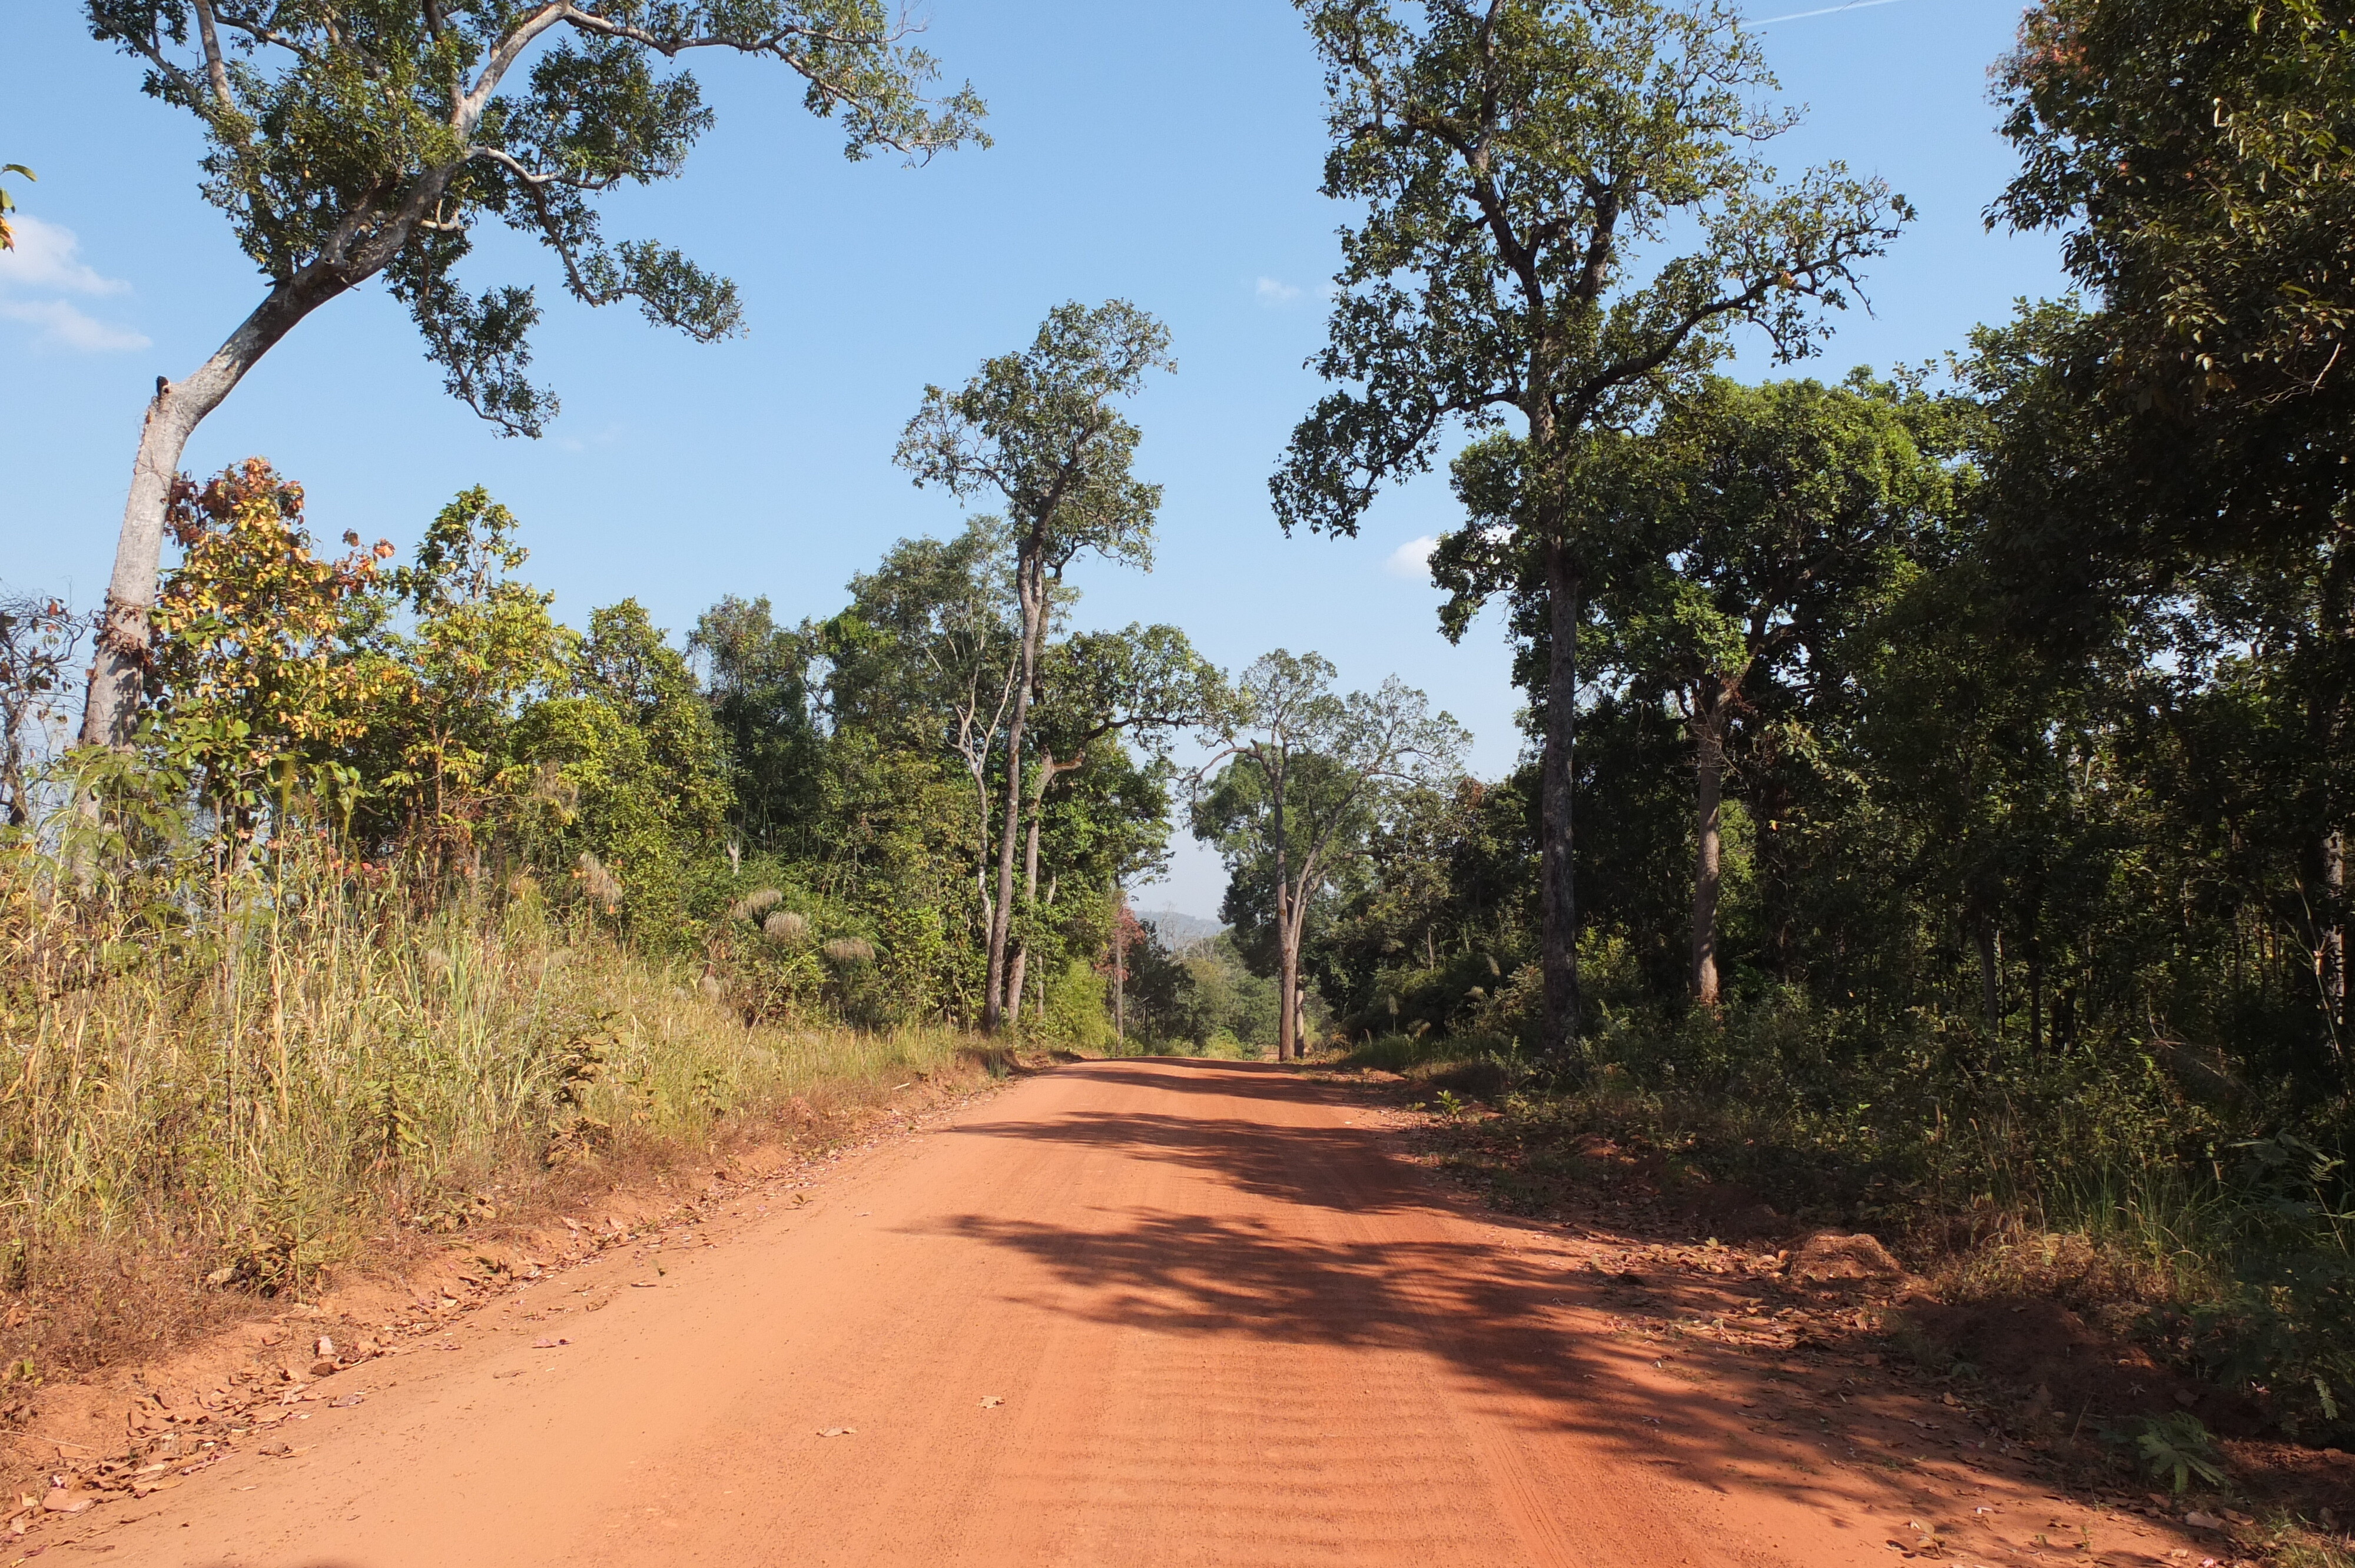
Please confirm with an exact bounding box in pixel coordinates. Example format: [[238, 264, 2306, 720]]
[[894, 299, 1174, 1032], [75, 0, 987, 759], [1193, 650, 1466, 1062], [1272, 0, 1906, 1065]]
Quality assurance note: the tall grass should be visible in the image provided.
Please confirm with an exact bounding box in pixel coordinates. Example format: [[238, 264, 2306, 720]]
[[0, 840, 977, 1368]]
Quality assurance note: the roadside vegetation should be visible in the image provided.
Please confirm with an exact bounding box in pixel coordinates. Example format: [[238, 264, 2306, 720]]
[[6, 0, 2353, 1535], [1225, 0, 2355, 1484]]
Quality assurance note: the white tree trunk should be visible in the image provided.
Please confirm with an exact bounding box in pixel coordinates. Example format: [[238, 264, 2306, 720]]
[[984, 554, 1043, 1031]]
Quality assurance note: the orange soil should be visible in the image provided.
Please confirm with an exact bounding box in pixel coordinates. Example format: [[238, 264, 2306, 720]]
[[31, 1059, 2224, 1566]]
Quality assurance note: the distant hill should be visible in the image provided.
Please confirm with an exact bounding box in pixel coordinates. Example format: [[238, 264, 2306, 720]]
[[1136, 909, 1222, 952]]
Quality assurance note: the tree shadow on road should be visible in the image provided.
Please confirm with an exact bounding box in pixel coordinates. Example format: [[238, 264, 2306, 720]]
[[921, 1058, 2085, 1553]]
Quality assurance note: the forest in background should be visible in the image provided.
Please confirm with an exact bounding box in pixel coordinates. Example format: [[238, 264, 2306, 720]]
[[0, 0, 2349, 1479]]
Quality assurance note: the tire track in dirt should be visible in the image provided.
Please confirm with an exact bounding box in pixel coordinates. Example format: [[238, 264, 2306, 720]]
[[42, 1058, 2220, 1566]]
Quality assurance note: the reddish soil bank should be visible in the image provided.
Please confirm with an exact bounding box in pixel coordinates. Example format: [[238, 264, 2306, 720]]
[[35, 1059, 2223, 1566]]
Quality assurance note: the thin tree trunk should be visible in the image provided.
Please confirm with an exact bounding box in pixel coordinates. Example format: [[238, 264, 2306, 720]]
[[983, 554, 1043, 1032], [1007, 812, 1041, 1025], [1690, 698, 1725, 1009], [1113, 882, 1127, 1048], [2326, 828, 2346, 1038], [1539, 540, 1583, 1065], [1277, 899, 1301, 1065], [2028, 945, 2044, 1054], [1271, 756, 1294, 1062], [1976, 920, 2001, 1040]]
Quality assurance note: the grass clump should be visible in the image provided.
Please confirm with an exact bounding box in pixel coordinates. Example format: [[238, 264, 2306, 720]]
[[0, 837, 976, 1377]]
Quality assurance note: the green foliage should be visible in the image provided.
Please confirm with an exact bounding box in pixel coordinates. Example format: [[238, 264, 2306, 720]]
[[1995, 0, 2354, 427], [1193, 649, 1467, 1055], [1274, 0, 1908, 543], [2109, 1412, 2229, 1496], [689, 595, 819, 853], [512, 599, 729, 944], [149, 458, 400, 838], [895, 301, 1172, 575], [353, 486, 572, 862], [87, 0, 987, 432]]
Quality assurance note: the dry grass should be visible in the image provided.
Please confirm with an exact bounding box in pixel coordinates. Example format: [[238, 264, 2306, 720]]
[[0, 846, 986, 1382]]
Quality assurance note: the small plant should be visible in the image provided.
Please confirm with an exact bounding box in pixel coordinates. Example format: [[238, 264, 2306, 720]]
[[2107, 1411, 2228, 1494], [544, 1016, 615, 1167], [1434, 1088, 1467, 1118]]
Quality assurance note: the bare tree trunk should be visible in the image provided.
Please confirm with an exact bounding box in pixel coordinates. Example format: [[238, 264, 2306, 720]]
[[1007, 813, 1041, 1026], [1113, 882, 1127, 1049], [1690, 698, 1725, 1009], [2028, 945, 2044, 1054], [1271, 762, 1295, 1062], [2326, 828, 2346, 1039], [1539, 540, 1583, 1066], [983, 554, 1044, 1032], [1976, 920, 2001, 1041], [1277, 906, 1300, 1065], [80, 278, 346, 759]]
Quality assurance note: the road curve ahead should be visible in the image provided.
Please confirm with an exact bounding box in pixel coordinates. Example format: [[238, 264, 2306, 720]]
[[105, 1058, 1908, 1567]]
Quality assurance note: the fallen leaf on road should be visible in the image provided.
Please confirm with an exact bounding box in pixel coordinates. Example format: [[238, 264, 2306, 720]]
[[817, 1427, 856, 1438], [629, 1281, 659, 1290], [2184, 1511, 2223, 1529], [530, 1337, 570, 1348], [329, 1394, 364, 1408], [493, 1370, 525, 1380], [980, 1396, 1003, 1408], [37, 1493, 87, 1516]]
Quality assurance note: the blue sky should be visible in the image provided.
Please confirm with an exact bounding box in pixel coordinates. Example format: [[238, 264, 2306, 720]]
[[0, 1, 2066, 916]]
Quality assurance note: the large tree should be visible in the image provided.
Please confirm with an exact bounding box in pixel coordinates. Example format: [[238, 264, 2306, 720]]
[[1272, 0, 1905, 1064], [77, 0, 986, 756], [1590, 375, 1955, 1006], [895, 300, 1173, 1031], [1989, 0, 2355, 1016], [1195, 650, 1465, 1061]]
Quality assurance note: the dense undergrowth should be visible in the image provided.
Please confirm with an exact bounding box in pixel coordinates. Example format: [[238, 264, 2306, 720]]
[[0, 837, 1004, 1380], [1345, 999, 2355, 1450]]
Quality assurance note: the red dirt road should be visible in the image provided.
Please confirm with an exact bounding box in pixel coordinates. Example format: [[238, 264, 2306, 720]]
[[74, 1059, 2203, 1566]]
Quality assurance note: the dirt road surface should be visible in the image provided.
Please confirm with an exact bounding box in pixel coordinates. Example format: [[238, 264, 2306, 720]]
[[68, 1059, 2206, 1566]]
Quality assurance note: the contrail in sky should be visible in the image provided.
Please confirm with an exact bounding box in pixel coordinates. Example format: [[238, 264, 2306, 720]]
[[1748, 0, 1908, 26]]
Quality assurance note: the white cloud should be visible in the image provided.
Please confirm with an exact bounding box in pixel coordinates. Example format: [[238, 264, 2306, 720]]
[[1385, 534, 1439, 580], [1254, 275, 1304, 307], [0, 297, 150, 352], [0, 216, 132, 297], [0, 216, 148, 352]]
